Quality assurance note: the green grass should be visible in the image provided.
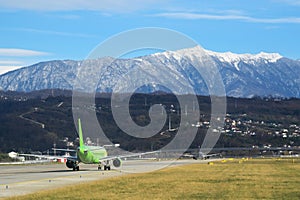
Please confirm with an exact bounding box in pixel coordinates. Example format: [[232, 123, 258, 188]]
[[6, 158, 300, 200]]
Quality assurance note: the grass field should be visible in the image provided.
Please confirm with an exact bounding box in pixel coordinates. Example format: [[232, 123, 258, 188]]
[[6, 158, 300, 200]]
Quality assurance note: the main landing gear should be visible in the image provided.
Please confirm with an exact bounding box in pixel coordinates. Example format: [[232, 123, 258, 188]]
[[98, 162, 111, 171]]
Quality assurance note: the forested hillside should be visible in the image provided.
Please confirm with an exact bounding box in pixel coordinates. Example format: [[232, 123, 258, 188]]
[[0, 90, 299, 153]]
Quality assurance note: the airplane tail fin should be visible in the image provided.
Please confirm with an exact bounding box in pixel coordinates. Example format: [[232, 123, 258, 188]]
[[78, 118, 84, 147]]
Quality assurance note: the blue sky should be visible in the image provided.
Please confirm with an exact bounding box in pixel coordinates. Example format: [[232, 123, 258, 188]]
[[0, 0, 300, 74]]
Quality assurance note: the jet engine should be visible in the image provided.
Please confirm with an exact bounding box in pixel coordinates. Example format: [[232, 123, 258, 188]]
[[66, 159, 76, 169], [112, 158, 122, 168]]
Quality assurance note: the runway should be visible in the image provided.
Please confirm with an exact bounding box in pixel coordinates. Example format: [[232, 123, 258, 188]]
[[0, 159, 212, 198]]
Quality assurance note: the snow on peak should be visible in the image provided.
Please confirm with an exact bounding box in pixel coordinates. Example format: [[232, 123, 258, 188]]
[[152, 46, 282, 65], [255, 52, 283, 62], [204, 49, 282, 64], [152, 45, 208, 61], [149, 46, 283, 72]]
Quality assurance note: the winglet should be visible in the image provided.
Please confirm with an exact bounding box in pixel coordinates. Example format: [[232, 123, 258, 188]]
[[78, 118, 84, 147]]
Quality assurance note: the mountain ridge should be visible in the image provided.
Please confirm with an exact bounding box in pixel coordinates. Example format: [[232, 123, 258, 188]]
[[0, 46, 299, 98]]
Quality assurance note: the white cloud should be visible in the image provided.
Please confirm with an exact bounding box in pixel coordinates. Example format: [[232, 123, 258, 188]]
[[46, 14, 82, 20], [154, 12, 249, 20], [0, 65, 23, 75], [0, 60, 23, 65], [154, 12, 300, 24], [253, 17, 300, 23], [13, 28, 97, 38], [0, 50, 49, 74], [0, 0, 163, 12], [0, 48, 49, 57]]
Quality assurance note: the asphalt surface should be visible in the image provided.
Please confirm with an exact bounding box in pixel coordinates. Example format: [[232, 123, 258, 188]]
[[0, 159, 212, 198]]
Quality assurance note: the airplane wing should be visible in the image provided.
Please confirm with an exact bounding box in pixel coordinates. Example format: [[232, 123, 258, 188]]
[[52, 148, 77, 152], [99, 151, 160, 162], [203, 153, 220, 158], [199, 153, 221, 160], [180, 153, 198, 159], [17, 153, 77, 161]]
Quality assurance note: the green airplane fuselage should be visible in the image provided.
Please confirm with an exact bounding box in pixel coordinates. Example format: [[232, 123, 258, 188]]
[[77, 145, 107, 164]]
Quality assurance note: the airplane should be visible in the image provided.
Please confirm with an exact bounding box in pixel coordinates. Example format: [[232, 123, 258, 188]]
[[197, 151, 221, 160], [181, 146, 221, 160], [7, 151, 25, 162], [11, 118, 158, 171]]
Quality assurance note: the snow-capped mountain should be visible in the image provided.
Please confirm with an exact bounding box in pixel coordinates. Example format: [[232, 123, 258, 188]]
[[0, 46, 300, 98]]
